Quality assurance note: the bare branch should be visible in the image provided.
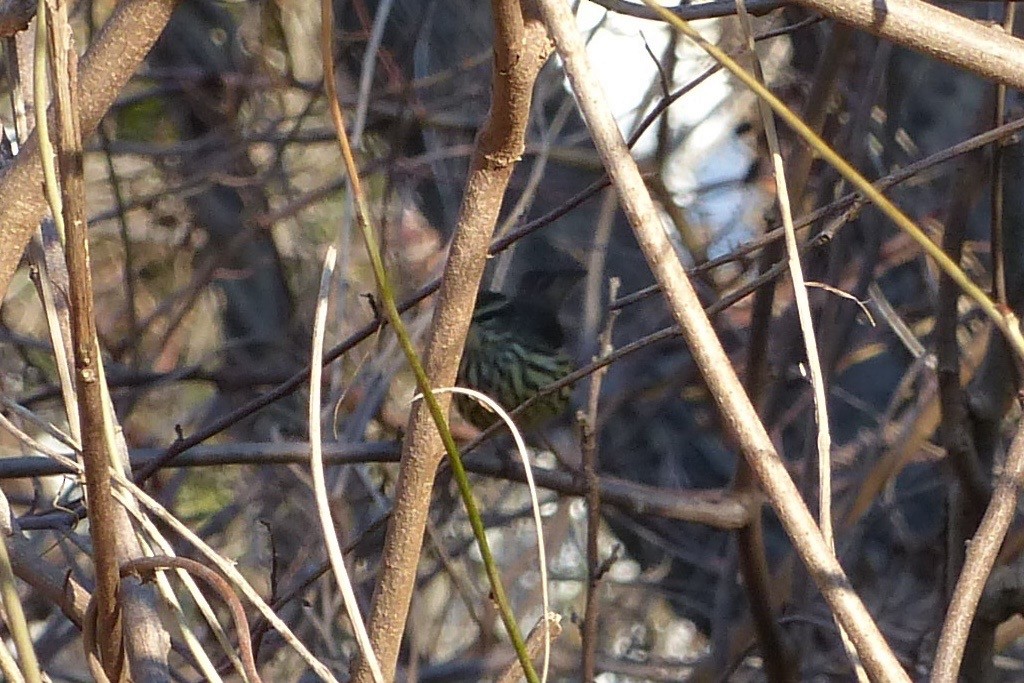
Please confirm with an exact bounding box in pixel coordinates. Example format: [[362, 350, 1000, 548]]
[[0, 0, 178, 301], [536, 1, 910, 679], [353, 2, 553, 679]]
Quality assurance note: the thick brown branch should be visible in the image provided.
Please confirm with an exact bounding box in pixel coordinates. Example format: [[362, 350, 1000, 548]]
[[0, 0, 178, 302], [48, 3, 124, 676], [353, 2, 552, 681]]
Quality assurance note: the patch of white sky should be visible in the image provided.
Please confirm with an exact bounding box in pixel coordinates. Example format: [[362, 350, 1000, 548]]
[[575, 0, 770, 260]]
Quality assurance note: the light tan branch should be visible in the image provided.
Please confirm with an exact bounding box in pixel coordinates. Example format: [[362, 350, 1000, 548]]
[[534, 1, 909, 680], [793, 0, 1024, 90], [933, 418, 1024, 680]]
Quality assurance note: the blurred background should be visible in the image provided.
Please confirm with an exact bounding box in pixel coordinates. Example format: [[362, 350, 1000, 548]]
[[2, 0, 1024, 679]]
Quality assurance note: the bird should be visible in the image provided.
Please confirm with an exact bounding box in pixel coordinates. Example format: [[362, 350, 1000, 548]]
[[456, 269, 581, 431]]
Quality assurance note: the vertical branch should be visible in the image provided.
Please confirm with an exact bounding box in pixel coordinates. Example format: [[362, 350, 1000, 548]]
[[44, 0, 124, 677], [0, 496, 41, 682], [308, 245, 383, 682], [7, 28, 82, 449], [991, 3, 1016, 308], [724, 24, 851, 679], [579, 406, 601, 682], [717, 20, 851, 683], [351, 2, 553, 681], [734, 8, 850, 680], [937, 152, 992, 596], [580, 278, 619, 681]]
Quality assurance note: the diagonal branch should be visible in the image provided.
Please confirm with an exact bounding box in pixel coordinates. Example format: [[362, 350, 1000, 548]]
[[0, 0, 178, 302], [535, 0, 910, 679]]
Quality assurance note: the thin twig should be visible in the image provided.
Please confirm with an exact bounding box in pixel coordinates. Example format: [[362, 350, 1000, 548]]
[[733, 3, 860, 678], [350, 0, 396, 148], [127, 501, 242, 680], [991, 3, 1016, 307], [0, 497, 41, 683], [580, 277, 619, 681], [427, 386, 554, 681], [308, 246, 383, 682]]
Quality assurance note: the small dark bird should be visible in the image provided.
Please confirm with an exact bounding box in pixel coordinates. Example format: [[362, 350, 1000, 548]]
[[456, 270, 581, 430]]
